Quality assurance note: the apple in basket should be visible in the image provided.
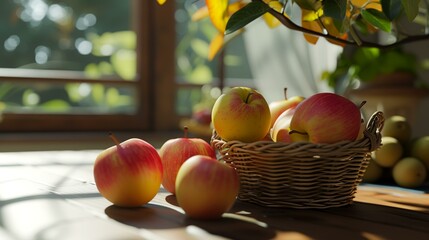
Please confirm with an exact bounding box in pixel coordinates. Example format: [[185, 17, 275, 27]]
[[93, 134, 163, 207], [289, 92, 363, 144], [175, 155, 240, 219], [212, 87, 271, 142], [271, 106, 297, 143], [159, 127, 216, 194], [268, 88, 305, 128]]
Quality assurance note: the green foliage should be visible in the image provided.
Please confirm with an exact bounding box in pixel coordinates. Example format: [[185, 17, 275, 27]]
[[224, 0, 424, 45], [381, 0, 403, 20], [225, 1, 271, 35], [323, 0, 347, 21], [361, 9, 391, 32], [322, 47, 418, 91]]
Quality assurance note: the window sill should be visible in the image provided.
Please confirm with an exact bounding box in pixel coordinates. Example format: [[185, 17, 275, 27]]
[[0, 131, 182, 152]]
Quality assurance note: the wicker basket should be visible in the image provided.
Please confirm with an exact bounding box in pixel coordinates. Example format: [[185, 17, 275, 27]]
[[211, 111, 384, 209]]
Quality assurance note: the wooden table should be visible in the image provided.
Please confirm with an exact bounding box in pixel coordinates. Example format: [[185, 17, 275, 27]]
[[1, 150, 428, 240]]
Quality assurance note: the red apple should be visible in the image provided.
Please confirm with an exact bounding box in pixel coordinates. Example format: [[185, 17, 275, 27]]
[[271, 107, 297, 143], [159, 127, 216, 194], [94, 134, 163, 207], [289, 92, 362, 144], [192, 108, 212, 125], [212, 87, 271, 142], [175, 155, 240, 220], [269, 88, 305, 127]]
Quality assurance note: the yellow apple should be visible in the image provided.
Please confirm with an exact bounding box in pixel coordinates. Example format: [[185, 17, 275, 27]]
[[362, 157, 384, 183], [392, 157, 427, 188], [373, 136, 403, 167], [382, 115, 411, 144], [271, 107, 296, 143], [212, 87, 271, 142], [268, 89, 304, 128], [410, 135, 429, 170]]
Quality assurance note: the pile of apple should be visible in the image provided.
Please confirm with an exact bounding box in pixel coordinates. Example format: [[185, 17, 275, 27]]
[[363, 115, 429, 188], [93, 129, 239, 220], [93, 86, 368, 219], [211, 87, 364, 144]]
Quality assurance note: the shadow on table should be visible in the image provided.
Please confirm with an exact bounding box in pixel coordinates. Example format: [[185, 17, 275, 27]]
[[105, 195, 429, 240]]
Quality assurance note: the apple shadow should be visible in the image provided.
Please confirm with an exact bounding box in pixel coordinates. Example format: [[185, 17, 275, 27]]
[[105, 196, 277, 240], [106, 194, 429, 240], [105, 204, 185, 229]]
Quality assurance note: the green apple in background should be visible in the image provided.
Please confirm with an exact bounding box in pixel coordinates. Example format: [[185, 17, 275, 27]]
[[410, 135, 429, 170], [373, 136, 403, 167], [362, 157, 384, 183], [392, 157, 427, 188], [382, 115, 411, 144]]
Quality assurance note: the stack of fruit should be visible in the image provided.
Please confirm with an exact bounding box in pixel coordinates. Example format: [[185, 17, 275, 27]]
[[363, 115, 429, 188], [93, 129, 239, 220], [211, 87, 364, 144], [91, 86, 384, 216]]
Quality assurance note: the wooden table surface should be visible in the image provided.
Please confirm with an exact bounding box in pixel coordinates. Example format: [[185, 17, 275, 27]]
[[0, 150, 428, 240]]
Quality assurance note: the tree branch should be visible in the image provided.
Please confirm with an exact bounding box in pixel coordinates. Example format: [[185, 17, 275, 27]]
[[265, 2, 429, 48]]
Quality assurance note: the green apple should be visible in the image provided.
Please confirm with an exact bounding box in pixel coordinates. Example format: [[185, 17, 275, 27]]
[[212, 87, 271, 142], [392, 157, 427, 188], [410, 135, 429, 170], [382, 115, 411, 144], [362, 157, 384, 183], [373, 136, 403, 167]]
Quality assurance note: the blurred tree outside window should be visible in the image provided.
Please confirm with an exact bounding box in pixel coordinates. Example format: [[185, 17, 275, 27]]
[[0, 0, 176, 132], [1, 0, 136, 114], [0, 0, 254, 133]]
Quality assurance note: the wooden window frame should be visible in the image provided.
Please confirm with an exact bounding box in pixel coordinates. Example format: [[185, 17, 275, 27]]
[[0, 0, 177, 132]]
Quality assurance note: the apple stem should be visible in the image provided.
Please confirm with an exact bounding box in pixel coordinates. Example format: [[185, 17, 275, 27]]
[[183, 126, 189, 138], [283, 88, 288, 100], [109, 132, 121, 147], [358, 100, 367, 109], [245, 93, 254, 104]]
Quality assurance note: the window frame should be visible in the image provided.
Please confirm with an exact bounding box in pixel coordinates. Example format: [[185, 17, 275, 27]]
[[0, 0, 177, 132]]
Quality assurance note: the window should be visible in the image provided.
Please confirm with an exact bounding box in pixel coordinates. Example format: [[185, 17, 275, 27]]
[[0, 0, 254, 133], [0, 0, 176, 132]]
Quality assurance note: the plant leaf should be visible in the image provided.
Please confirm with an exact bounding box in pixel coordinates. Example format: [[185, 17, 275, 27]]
[[361, 8, 391, 32], [381, 0, 403, 20], [301, 11, 324, 45], [156, 0, 167, 5], [225, 1, 271, 35], [208, 33, 224, 60], [400, 0, 420, 21], [206, 0, 229, 32], [323, 0, 347, 21]]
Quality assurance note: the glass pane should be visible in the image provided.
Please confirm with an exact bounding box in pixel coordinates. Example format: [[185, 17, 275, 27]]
[[0, 0, 136, 80], [0, 80, 137, 114], [175, 0, 253, 86]]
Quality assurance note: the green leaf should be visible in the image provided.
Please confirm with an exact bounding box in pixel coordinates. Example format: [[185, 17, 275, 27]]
[[225, 1, 271, 35], [381, 0, 403, 20], [401, 0, 420, 21], [361, 9, 391, 32], [323, 0, 346, 21]]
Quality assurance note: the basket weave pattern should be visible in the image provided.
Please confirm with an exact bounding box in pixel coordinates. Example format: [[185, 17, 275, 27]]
[[211, 111, 384, 209]]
